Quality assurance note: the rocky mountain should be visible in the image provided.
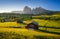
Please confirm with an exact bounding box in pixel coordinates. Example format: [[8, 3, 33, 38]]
[[23, 6, 54, 14], [32, 7, 48, 14], [23, 6, 32, 14], [11, 6, 60, 15]]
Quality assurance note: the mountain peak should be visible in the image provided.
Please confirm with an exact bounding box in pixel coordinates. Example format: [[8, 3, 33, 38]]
[[23, 6, 52, 14], [23, 6, 32, 14], [11, 6, 54, 14]]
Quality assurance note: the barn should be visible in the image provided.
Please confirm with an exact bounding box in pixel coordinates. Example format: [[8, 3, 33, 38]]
[[25, 21, 38, 30]]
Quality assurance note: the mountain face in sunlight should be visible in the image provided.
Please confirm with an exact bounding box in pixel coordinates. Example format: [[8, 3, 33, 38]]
[[23, 6, 51, 14], [3, 6, 59, 15]]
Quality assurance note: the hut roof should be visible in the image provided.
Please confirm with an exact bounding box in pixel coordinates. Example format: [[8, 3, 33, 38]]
[[31, 21, 38, 25]]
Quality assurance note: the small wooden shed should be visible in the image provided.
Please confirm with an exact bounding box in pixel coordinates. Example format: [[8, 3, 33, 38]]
[[25, 21, 38, 30]]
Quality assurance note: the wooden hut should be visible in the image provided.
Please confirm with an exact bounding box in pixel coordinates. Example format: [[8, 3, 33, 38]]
[[25, 21, 38, 30]]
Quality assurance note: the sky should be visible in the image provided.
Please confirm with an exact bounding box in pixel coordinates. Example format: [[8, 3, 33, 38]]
[[0, 0, 60, 13]]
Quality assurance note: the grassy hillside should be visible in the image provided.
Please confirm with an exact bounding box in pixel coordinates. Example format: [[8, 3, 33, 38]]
[[0, 14, 60, 39], [0, 22, 25, 28], [53, 12, 60, 15], [0, 28, 60, 39], [0, 19, 60, 39]]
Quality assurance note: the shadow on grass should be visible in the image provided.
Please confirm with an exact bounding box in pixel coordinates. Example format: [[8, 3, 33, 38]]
[[39, 26, 60, 29], [37, 29, 60, 35]]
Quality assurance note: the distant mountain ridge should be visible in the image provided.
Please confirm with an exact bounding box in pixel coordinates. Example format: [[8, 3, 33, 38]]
[[8, 6, 60, 15], [23, 6, 60, 15]]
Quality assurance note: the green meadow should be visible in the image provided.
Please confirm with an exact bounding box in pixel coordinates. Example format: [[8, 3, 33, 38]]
[[0, 13, 60, 39]]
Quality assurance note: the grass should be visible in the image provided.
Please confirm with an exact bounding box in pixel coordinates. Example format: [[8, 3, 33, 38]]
[[0, 28, 60, 39], [0, 19, 60, 28], [32, 19, 60, 27], [0, 22, 25, 28], [0, 16, 60, 39], [39, 27, 60, 34]]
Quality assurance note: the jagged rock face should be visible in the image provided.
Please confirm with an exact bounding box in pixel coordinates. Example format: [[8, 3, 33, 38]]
[[23, 6, 50, 14], [23, 6, 32, 14], [22, 6, 54, 14], [32, 7, 48, 14]]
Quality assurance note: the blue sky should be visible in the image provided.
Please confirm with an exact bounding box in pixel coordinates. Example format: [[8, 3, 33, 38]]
[[0, 0, 60, 13]]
